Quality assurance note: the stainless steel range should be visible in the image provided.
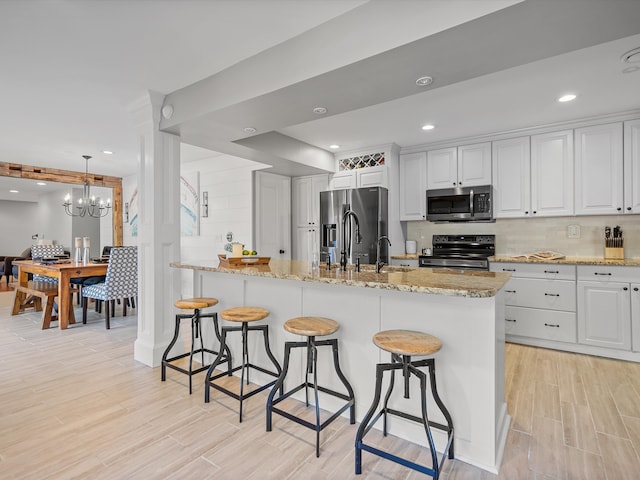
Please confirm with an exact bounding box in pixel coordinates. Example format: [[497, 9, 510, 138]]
[[419, 234, 495, 271]]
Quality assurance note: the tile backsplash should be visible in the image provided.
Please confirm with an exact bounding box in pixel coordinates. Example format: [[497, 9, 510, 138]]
[[407, 215, 640, 258]]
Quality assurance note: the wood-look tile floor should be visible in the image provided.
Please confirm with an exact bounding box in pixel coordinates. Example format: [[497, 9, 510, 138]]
[[1, 290, 640, 479]]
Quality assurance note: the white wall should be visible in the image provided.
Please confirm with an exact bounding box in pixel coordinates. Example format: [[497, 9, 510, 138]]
[[35, 188, 73, 249], [179, 154, 268, 296], [0, 200, 40, 254]]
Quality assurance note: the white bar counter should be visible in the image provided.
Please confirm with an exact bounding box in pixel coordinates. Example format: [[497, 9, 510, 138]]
[[171, 259, 511, 473]]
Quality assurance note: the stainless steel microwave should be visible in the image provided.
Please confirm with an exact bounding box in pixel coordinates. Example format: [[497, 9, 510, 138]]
[[426, 185, 493, 222]]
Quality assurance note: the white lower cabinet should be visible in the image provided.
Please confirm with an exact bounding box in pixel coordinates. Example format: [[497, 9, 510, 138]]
[[389, 258, 419, 268], [577, 280, 630, 350], [491, 262, 577, 343], [632, 284, 640, 352], [577, 265, 640, 351]]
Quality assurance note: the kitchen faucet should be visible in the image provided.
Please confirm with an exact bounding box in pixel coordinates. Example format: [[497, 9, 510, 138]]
[[376, 235, 391, 273], [340, 209, 361, 271]]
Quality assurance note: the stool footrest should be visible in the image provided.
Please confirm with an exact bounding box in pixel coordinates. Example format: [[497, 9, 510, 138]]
[[208, 363, 279, 401], [357, 442, 437, 478], [385, 407, 451, 435]]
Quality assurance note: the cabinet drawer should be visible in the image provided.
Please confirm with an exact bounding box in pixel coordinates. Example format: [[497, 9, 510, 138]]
[[390, 259, 419, 268], [491, 262, 575, 280], [505, 306, 576, 342], [504, 277, 575, 311], [577, 265, 640, 283]]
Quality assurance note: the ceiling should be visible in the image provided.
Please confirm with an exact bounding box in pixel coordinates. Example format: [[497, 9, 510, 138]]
[[2, 1, 640, 191]]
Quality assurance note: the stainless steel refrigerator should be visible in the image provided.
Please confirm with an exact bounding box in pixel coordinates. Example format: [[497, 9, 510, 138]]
[[319, 186, 388, 266]]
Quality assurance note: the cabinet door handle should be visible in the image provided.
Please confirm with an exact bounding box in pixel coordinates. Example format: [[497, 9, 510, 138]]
[[544, 270, 559, 274], [544, 323, 560, 328], [634, 287, 639, 291], [623, 287, 628, 291], [505, 290, 516, 293], [525, 211, 529, 215], [502, 268, 516, 272], [627, 207, 632, 211], [594, 272, 612, 276], [544, 293, 560, 297], [506, 318, 516, 323], [617, 207, 622, 211]]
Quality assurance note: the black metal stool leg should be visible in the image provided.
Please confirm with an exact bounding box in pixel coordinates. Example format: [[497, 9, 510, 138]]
[[204, 328, 229, 403], [188, 313, 197, 394], [355, 362, 386, 475], [161, 313, 186, 381], [428, 359, 455, 459], [260, 324, 283, 390], [266, 341, 293, 432], [417, 367, 439, 479], [329, 338, 356, 424], [382, 359, 397, 436]]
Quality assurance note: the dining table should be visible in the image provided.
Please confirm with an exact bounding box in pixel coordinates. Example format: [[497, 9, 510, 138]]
[[12, 259, 108, 329]]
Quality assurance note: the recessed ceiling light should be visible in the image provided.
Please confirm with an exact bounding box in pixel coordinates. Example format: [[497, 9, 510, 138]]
[[102, 150, 113, 155], [329, 144, 340, 149], [558, 94, 577, 102], [9, 189, 18, 193], [415, 76, 433, 87], [243, 127, 257, 134], [36, 182, 46, 186], [313, 107, 327, 115], [421, 124, 435, 131], [621, 47, 640, 63]]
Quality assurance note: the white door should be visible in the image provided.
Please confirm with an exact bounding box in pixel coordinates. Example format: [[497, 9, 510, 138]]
[[531, 130, 574, 217], [577, 280, 631, 350], [399, 152, 427, 220], [254, 171, 291, 260], [575, 122, 623, 215], [457, 142, 492, 187], [492, 137, 531, 218], [624, 119, 640, 214]]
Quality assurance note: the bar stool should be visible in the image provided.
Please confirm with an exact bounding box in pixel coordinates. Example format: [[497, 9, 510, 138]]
[[204, 306, 281, 422], [266, 316, 355, 457], [161, 297, 231, 394], [355, 329, 454, 479]]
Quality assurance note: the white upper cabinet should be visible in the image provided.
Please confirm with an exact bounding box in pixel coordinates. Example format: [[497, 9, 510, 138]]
[[530, 130, 574, 217], [624, 119, 640, 214], [329, 171, 357, 190], [575, 122, 623, 215], [399, 152, 427, 220], [492, 137, 531, 218], [458, 142, 492, 186], [426, 147, 457, 189], [426, 143, 491, 189]]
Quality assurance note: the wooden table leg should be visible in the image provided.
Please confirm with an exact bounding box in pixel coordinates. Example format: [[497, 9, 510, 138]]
[[58, 272, 70, 330]]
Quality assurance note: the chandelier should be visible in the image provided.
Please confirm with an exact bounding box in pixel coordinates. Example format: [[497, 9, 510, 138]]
[[62, 155, 112, 218]]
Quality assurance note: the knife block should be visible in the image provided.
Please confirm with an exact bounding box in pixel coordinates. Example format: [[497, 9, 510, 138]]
[[604, 246, 624, 259]]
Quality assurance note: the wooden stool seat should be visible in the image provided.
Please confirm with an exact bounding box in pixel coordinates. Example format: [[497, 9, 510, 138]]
[[284, 316, 339, 337], [220, 306, 269, 323], [373, 329, 442, 356], [174, 297, 218, 310]]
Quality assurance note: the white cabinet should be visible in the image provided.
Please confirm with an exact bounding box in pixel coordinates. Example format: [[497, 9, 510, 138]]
[[530, 130, 574, 217], [292, 174, 328, 262], [458, 142, 492, 186], [389, 258, 419, 268], [426, 143, 491, 190], [575, 122, 624, 215], [624, 119, 640, 214], [577, 265, 640, 351], [490, 262, 577, 343], [399, 152, 427, 220], [329, 171, 357, 190], [492, 137, 531, 218], [632, 284, 640, 352]]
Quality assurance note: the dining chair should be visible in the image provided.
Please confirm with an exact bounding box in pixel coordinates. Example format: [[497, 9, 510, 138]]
[[81, 246, 138, 329], [30, 244, 65, 283]]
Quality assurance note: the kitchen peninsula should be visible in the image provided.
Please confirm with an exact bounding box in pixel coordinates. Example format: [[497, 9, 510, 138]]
[[172, 259, 511, 473]]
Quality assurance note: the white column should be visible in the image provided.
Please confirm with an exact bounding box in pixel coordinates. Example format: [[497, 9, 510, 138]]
[[128, 91, 181, 367]]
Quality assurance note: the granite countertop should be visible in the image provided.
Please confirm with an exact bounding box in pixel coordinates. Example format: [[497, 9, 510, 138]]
[[171, 259, 511, 298], [390, 254, 419, 260], [491, 255, 640, 267]]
